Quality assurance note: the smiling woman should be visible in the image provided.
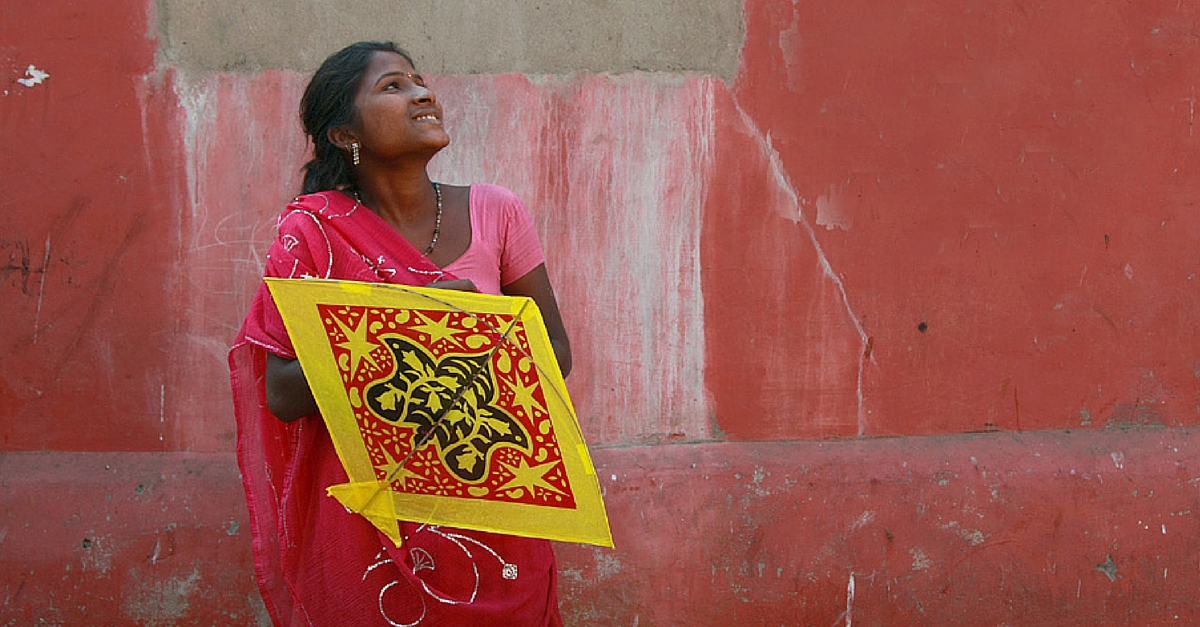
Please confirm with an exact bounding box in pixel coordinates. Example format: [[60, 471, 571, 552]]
[[229, 41, 570, 627]]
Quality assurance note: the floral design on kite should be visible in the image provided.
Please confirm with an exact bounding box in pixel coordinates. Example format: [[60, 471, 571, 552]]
[[365, 336, 531, 483], [318, 303, 576, 507]]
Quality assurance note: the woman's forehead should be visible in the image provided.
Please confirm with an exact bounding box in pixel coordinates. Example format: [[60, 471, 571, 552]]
[[364, 51, 415, 79]]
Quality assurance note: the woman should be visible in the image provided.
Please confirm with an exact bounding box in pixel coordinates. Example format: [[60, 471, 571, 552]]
[[229, 41, 570, 626]]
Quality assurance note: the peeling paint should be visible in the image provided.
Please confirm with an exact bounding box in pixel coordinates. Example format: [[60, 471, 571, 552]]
[[80, 535, 113, 575], [592, 549, 622, 581], [816, 185, 852, 231], [910, 548, 932, 571], [849, 511, 875, 532], [16, 65, 49, 87], [121, 567, 202, 625], [1095, 555, 1118, 582]]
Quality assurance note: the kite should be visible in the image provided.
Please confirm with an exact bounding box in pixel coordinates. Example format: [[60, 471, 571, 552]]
[[265, 278, 613, 548]]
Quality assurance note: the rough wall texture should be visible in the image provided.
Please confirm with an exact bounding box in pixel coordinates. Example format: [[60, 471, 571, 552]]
[[3, 0, 1200, 624], [155, 0, 746, 78]]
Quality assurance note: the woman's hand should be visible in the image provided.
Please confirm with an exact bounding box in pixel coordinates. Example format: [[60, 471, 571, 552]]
[[265, 353, 318, 422], [503, 264, 572, 377], [426, 279, 478, 292]]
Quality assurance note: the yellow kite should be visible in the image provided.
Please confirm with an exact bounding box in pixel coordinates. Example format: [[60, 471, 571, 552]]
[[266, 278, 612, 548]]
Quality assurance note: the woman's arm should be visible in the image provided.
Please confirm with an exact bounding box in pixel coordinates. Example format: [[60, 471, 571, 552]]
[[503, 263, 572, 377], [265, 353, 318, 422], [263, 271, 568, 422]]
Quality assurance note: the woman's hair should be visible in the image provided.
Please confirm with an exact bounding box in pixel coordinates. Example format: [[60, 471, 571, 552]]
[[299, 41, 415, 194]]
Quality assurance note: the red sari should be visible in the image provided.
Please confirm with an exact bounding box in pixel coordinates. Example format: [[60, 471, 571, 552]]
[[229, 190, 563, 627]]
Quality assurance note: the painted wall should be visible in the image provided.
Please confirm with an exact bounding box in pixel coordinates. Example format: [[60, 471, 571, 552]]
[[2, 0, 1199, 625]]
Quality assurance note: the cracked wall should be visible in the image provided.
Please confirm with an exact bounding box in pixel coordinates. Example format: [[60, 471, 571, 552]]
[[4, 0, 1200, 624]]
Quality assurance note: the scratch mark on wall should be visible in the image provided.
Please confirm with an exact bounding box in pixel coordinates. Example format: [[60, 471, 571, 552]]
[[17, 65, 49, 87], [732, 102, 871, 435], [51, 215, 148, 383], [33, 235, 50, 344], [844, 572, 855, 627], [159, 383, 166, 444], [1013, 387, 1022, 431], [1185, 86, 1195, 137]]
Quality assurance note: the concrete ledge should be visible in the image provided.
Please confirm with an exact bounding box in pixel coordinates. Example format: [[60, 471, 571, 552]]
[[4, 429, 1198, 625], [565, 429, 1200, 625], [0, 452, 267, 625]]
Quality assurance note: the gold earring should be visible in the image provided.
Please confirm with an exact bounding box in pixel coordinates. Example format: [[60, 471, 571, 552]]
[[351, 143, 361, 166]]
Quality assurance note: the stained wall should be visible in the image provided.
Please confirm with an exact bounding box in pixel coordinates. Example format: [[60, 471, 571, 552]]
[[2, 0, 1199, 624]]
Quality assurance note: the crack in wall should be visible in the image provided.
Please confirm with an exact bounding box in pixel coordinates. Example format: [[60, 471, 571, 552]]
[[731, 101, 871, 436]]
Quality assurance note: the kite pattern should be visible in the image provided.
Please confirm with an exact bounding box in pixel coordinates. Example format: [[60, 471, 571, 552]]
[[317, 304, 577, 509]]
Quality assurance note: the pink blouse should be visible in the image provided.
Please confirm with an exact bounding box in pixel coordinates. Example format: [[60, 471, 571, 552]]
[[443, 183, 545, 296]]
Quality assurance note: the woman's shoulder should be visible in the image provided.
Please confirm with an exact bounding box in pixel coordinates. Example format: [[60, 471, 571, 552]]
[[467, 183, 523, 209], [287, 189, 355, 214], [275, 190, 358, 228]]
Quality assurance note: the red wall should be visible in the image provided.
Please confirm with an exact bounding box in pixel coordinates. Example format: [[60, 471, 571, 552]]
[[3, 0, 1199, 625]]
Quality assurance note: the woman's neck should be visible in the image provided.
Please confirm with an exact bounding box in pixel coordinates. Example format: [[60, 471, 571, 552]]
[[354, 165, 438, 226]]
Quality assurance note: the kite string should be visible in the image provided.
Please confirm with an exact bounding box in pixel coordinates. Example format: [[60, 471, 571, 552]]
[[372, 283, 583, 430]]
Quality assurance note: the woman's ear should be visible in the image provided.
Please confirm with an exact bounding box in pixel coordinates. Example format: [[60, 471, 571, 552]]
[[327, 126, 356, 152]]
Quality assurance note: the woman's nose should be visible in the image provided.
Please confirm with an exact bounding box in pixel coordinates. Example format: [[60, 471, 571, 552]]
[[412, 85, 435, 104]]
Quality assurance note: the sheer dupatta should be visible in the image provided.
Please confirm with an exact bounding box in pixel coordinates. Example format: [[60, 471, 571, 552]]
[[229, 191, 456, 625]]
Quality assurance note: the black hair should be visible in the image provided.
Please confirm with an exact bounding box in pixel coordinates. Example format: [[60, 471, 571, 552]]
[[299, 41, 415, 194]]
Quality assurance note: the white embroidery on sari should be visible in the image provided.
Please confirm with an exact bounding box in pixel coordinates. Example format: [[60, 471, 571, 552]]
[[360, 527, 516, 625]]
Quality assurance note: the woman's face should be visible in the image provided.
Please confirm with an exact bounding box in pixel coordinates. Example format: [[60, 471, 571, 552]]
[[348, 51, 450, 161]]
